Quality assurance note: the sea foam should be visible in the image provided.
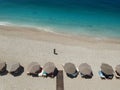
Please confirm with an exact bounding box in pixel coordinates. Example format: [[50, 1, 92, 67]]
[[0, 21, 12, 26]]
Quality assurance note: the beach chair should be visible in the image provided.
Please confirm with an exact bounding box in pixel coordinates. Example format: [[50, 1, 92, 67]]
[[98, 71, 105, 79], [38, 70, 47, 77], [76, 67, 79, 72]]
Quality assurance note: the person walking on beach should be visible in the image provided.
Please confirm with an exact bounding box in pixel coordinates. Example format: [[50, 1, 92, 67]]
[[53, 48, 58, 55]]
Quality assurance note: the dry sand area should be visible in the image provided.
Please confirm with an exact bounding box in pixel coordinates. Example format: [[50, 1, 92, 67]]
[[0, 25, 120, 90]]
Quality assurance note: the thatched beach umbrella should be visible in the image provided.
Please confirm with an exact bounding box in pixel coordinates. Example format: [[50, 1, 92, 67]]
[[115, 65, 120, 75], [27, 62, 41, 74], [79, 63, 92, 75], [101, 63, 114, 75], [0, 61, 6, 72], [63, 62, 76, 74], [7, 61, 20, 73], [43, 62, 56, 74]]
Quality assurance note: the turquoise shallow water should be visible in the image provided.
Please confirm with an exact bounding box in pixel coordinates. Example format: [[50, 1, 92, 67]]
[[0, 0, 120, 38]]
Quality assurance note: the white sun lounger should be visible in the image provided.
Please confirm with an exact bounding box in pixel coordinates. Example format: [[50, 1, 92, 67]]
[[38, 70, 47, 77], [98, 71, 105, 79]]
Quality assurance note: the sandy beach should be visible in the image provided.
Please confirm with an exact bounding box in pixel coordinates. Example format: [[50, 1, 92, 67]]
[[0, 25, 120, 90]]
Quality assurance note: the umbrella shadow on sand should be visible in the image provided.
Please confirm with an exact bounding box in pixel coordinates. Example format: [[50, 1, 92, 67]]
[[0, 61, 8, 76], [10, 65, 24, 77], [0, 66, 8, 76], [48, 68, 59, 78], [80, 72, 93, 79], [66, 71, 78, 79], [102, 71, 114, 79]]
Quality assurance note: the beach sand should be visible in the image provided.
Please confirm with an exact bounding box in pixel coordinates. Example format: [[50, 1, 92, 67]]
[[0, 25, 120, 90]]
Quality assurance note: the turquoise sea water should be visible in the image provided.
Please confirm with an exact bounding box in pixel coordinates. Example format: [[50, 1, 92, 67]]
[[0, 0, 120, 38]]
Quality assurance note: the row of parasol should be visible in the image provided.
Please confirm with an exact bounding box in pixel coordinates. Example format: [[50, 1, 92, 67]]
[[0, 61, 120, 79], [63, 63, 120, 79], [0, 61, 58, 77]]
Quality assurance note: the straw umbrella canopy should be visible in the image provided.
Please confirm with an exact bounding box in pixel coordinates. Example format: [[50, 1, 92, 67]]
[[64, 62, 76, 74], [101, 63, 114, 75], [115, 65, 120, 75], [79, 63, 92, 75], [7, 61, 20, 73], [27, 62, 41, 74], [43, 62, 56, 74], [0, 61, 6, 72]]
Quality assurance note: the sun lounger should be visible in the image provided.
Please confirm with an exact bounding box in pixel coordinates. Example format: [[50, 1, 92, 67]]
[[38, 70, 47, 77], [98, 71, 105, 79], [76, 67, 79, 72], [38, 70, 43, 77]]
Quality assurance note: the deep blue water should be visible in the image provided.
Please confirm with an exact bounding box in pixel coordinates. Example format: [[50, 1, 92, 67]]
[[0, 0, 120, 38]]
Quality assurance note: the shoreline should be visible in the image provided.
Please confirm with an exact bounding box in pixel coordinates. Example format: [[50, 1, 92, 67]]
[[0, 21, 120, 43], [0, 25, 120, 46]]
